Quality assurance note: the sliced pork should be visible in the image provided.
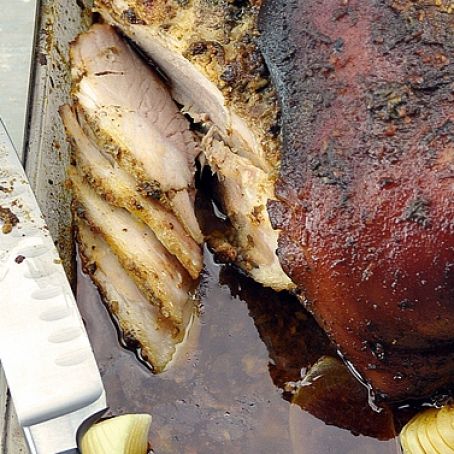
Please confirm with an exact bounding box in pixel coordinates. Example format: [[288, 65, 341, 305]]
[[77, 220, 188, 371], [70, 170, 194, 326], [61, 104, 202, 279], [94, 0, 294, 291], [71, 24, 203, 243], [204, 135, 292, 290]]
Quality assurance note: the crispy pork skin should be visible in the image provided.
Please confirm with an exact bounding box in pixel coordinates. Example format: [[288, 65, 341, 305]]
[[71, 24, 203, 243], [61, 104, 202, 278], [95, 0, 294, 291], [259, 0, 454, 401], [70, 170, 194, 326], [77, 220, 187, 371]]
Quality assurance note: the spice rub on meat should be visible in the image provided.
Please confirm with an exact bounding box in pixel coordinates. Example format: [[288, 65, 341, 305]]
[[71, 24, 203, 244], [259, 0, 454, 401], [64, 24, 201, 371], [76, 220, 187, 372], [61, 105, 202, 278], [95, 0, 294, 291]]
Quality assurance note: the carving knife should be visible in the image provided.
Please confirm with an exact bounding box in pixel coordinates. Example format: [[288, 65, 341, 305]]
[[0, 119, 106, 453]]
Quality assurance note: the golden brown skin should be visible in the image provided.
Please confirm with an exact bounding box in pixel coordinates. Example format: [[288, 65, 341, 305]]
[[260, 0, 454, 402]]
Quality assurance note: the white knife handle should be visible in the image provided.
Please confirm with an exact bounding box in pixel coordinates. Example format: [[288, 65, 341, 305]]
[[0, 121, 106, 452]]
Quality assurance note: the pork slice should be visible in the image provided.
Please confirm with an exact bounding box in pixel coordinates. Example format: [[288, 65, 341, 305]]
[[77, 219, 190, 372], [204, 136, 294, 291], [75, 103, 203, 244], [71, 23, 198, 166], [61, 104, 202, 278], [70, 169, 194, 326], [71, 24, 203, 242], [78, 104, 193, 191]]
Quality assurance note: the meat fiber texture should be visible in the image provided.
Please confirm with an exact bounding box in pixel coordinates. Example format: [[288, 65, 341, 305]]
[[259, 0, 454, 402], [70, 24, 203, 243], [63, 24, 202, 371], [76, 220, 185, 372], [94, 0, 295, 291]]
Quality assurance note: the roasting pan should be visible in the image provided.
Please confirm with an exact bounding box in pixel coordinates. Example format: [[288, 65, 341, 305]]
[[0, 0, 413, 451]]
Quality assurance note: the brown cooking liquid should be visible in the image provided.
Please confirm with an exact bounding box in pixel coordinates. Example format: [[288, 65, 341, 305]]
[[77, 253, 407, 453], [76, 173, 406, 453]]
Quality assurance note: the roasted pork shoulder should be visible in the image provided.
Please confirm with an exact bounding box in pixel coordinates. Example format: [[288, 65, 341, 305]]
[[65, 0, 453, 402], [260, 0, 454, 401]]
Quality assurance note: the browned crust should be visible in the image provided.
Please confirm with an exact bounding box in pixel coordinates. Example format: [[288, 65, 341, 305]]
[[260, 0, 454, 401]]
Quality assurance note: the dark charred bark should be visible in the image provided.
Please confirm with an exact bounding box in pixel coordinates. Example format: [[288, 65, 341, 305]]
[[259, 0, 454, 402]]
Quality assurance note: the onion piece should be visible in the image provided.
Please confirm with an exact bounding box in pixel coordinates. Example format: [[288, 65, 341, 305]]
[[81, 414, 151, 454], [400, 405, 454, 454]]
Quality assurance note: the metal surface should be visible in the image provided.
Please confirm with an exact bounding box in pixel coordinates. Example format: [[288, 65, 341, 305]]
[[0, 0, 39, 156], [0, 0, 41, 449], [0, 122, 106, 453]]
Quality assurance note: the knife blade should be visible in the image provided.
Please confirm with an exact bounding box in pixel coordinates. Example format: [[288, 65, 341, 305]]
[[0, 120, 106, 453]]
